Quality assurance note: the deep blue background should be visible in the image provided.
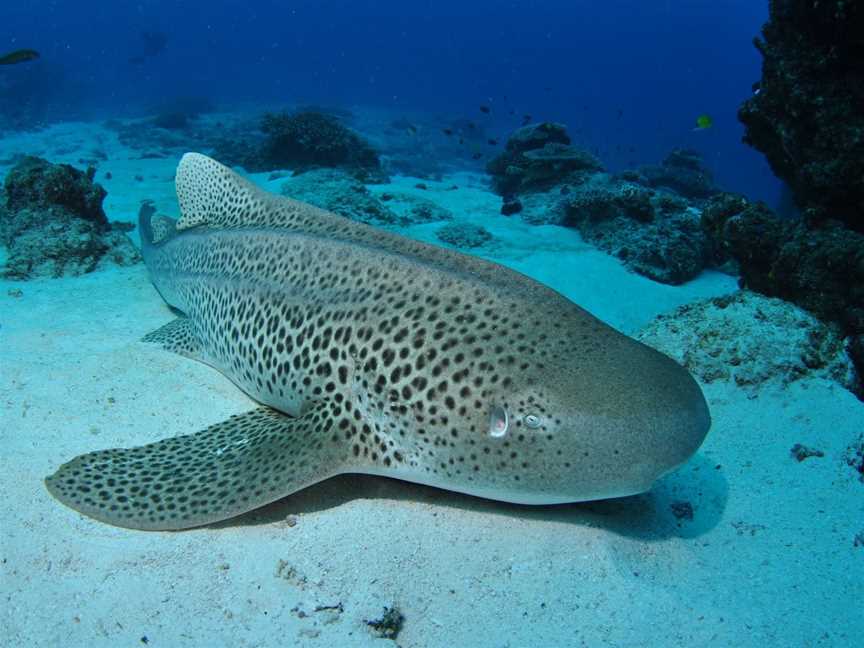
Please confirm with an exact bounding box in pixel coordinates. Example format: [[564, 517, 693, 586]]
[[1, 1, 777, 203]]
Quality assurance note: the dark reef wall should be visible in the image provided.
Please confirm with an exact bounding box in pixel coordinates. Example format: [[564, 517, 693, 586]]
[[738, 0, 864, 231], [701, 190, 864, 398], [702, 194, 864, 336], [734, 1, 864, 395]]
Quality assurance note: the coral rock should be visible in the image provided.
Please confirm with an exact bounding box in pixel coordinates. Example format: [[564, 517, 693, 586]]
[[635, 149, 718, 200], [638, 291, 857, 397], [256, 111, 384, 181], [504, 122, 571, 154], [487, 122, 602, 196], [0, 157, 140, 279]]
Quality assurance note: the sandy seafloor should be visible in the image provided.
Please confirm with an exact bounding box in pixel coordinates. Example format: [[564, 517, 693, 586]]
[[1, 120, 862, 647]]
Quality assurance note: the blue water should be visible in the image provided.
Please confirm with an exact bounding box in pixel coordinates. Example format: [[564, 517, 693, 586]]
[[4, 4, 864, 646], [2, 0, 775, 202]]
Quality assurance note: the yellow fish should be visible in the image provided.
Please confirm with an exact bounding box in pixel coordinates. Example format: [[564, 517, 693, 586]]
[[694, 114, 713, 131]]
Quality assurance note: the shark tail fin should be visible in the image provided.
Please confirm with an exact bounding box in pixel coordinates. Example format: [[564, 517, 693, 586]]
[[45, 403, 345, 531]]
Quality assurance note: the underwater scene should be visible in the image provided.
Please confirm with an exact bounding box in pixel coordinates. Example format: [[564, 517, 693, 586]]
[[1, 1, 862, 646]]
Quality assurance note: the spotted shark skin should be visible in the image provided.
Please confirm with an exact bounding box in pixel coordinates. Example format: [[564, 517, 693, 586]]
[[44, 153, 710, 530]]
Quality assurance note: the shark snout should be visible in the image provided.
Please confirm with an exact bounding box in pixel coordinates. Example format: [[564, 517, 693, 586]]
[[615, 347, 711, 490], [553, 338, 712, 501]]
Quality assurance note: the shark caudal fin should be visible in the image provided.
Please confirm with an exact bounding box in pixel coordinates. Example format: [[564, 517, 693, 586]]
[[45, 403, 345, 530]]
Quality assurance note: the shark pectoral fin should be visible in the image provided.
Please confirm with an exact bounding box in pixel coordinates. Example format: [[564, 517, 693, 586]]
[[44, 403, 343, 531], [142, 317, 203, 360]]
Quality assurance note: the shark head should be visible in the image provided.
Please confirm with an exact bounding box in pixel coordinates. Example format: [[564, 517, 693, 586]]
[[393, 293, 712, 505], [480, 333, 710, 504]]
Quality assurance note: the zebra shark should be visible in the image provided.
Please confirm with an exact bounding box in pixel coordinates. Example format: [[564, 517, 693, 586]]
[[45, 153, 710, 530]]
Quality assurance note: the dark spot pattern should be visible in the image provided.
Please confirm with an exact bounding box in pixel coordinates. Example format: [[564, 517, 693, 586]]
[[45, 153, 671, 530], [45, 405, 344, 531], [141, 318, 200, 357]]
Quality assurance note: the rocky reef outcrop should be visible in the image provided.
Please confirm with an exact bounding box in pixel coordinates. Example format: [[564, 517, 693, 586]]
[[486, 122, 603, 196], [513, 177, 711, 285], [633, 149, 719, 200], [219, 111, 386, 182], [638, 291, 857, 398], [701, 192, 864, 396], [564, 178, 710, 285], [280, 169, 451, 228], [701, 193, 864, 331], [738, 0, 864, 231], [0, 157, 140, 278], [718, 1, 864, 396], [489, 122, 714, 285]]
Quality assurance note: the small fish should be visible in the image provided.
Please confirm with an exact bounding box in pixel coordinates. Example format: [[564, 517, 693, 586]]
[[521, 114, 532, 126], [405, 124, 418, 135], [694, 114, 713, 131], [0, 49, 40, 65], [471, 152, 482, 160], [479, 105, 490, 114], [458, 138, 464, 145], [468, 122, 476, 130], [487, 139, 498, 146], [442, 128, 454, 136], [617, 108, 624, 119]]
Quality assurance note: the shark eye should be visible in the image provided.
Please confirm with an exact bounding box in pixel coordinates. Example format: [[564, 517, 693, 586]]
[[489, 405, 509, 438], [524, 414, 541, 429]]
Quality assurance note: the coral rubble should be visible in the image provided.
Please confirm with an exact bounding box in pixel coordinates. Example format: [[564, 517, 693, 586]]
[[436, 222, 492, 248]]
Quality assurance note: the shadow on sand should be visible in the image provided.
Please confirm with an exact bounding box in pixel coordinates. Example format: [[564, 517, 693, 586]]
[[212, 451, 728, 542]]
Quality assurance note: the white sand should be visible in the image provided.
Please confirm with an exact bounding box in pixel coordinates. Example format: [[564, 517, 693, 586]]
[[1, 121, 862, 647]]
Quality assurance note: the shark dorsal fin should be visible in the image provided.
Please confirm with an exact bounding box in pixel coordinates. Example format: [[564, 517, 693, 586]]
[[174, 154, 546, 296], [175, 152, 335, 231]]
